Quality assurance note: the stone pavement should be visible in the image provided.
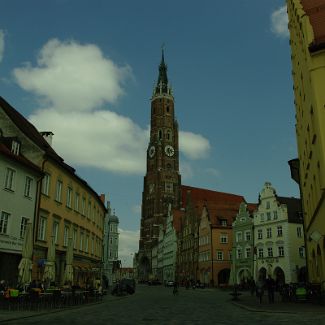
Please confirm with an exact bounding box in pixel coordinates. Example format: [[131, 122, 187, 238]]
[[0, 294, 127, 323], [231, 290, 325, 314]]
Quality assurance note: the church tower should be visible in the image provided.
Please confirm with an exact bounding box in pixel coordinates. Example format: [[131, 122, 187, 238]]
[[138, 50, 181, 279]]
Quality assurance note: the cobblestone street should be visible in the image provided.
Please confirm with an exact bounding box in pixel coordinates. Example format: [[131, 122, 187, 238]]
[[1, 285, 325, 324]]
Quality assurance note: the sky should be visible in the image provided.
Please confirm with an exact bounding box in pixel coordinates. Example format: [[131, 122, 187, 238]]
[[0, 0, 297, 267]]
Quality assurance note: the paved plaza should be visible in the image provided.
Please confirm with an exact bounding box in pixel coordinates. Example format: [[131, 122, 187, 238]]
[[1, 285, 325, 324]]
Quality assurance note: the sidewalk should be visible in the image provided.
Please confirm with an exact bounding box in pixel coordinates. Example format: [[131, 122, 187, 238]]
[[231, 290, 325, 314], [0, 294, 127, 323]]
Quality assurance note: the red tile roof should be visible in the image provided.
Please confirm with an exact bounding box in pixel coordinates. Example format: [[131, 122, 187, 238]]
[[301, 0, 325, 51], [181, 185, 246, 225]]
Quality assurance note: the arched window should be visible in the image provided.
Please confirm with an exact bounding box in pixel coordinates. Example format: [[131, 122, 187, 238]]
[[158, 129, 163, 140]]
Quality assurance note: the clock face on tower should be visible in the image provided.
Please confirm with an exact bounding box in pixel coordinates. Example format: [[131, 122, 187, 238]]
[[149, 146, 156, 158], [164, 145, 175, 157]]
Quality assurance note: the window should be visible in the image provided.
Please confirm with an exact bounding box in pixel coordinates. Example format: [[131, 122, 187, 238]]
[[20, 217, 29, 238], [260, 213, 264, 222], [66, 187, 72, 208], [278, 246, 284, 257], [42, 173, 50, 195], [11, 140, 20, 155], [245, 247, 251, 258], [266, 201, 270, 209], [55, 180, 62, 202], [52, 221, 59, 244], [91, 237, 94, 255], [266, 228, 272, 238], [80, 232, 83, 251], [88, 200, 91, 218], [158, 129, 163, 140], [257, 229, 263, 240], [297, 227, 303, 238], [38, 217, 47, 240], [273, 211, 278, 220], [299, 246, 305, 258], [267, 247, 273, 257], [220, 219, 227, 226], [245, 231, 251, 241], [237, 248, 242, 259], [73, 228, 77, 249], [0, 212, 10, 234], [277, 226, 283, 237], [220, 234, 228, 244], [75, 193, 79, 212], [258, 248, 264, 258], [24, 177, 33, 198], [165, 182, 173, 193], [236, 232, 242, 242], [82, 197, 86, 215], [63, 225, 69, 246], [217, 251, 224, 260], [267, 212, 271, 221], [85, 235, 89, 253], [4, 168, 15, 190]]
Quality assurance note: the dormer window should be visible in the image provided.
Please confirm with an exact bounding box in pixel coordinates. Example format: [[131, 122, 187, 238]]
[[11, 140, 20, 155], [220, 219, 227, 226]]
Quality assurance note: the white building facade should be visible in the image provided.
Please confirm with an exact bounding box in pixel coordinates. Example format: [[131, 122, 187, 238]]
[[103, 200, 119, 287], [254, 182, 305, 285], [162, 207, 177, 283], [0, 130, 42, 285]]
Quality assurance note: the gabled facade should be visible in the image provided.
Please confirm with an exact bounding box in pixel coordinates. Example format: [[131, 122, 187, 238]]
[[178, 185, 245, 286], [287, 0, 325, 287], [254, 182, 305, 284], [0, 132, 42, 285], [232, 202, 256, 285]]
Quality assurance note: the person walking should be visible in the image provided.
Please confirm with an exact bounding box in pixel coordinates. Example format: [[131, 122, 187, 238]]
[[266, 276, 275, 303], [173, 281, 179, 296], [256, 280, 264, 304]]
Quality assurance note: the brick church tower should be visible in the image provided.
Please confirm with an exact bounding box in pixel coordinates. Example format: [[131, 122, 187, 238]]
[[138, 50, 181, 280]]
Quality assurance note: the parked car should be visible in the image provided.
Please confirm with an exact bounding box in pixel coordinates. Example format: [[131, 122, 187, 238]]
[[166, 280, 174, 287], [111, 278, 135, 296], [148, 279, 162, 286]]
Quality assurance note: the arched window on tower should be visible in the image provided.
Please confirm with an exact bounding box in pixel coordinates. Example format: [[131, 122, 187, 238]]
[[158, 129, 163, 140]]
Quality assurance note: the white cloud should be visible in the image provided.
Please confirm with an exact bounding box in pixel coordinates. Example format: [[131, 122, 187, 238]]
[[118, 228, 139, 267], [0, 30, 4, 63], [271, 6, 289, 38], [179, 131, 210, 159], [131, 204, 141, 214], [29, 108, 148, 174], [13, 38, 210, 174], [13, 38, 131, 112]]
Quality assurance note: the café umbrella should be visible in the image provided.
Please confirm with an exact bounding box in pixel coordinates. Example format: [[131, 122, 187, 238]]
[[63, 237, 74, 284], [18, 222, 33, 285], [43, 236, 56, 283]]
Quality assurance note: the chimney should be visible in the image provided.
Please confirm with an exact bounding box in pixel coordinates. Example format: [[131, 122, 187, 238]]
[[40, 131, 54, 146]]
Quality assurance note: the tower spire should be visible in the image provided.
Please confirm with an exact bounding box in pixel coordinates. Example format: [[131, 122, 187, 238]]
[[155, 46, 169, 95]]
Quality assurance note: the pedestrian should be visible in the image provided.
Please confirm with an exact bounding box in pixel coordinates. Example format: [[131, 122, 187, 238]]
[[256, 280, 264, 304], [173, 281, 179, 296], [250, 278, 256, 296], [266, 276, 275, 303]]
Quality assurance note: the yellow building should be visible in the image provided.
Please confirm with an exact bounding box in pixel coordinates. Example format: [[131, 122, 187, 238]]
[[34, 146, 107, 286], [287, 0, 325, 286]]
